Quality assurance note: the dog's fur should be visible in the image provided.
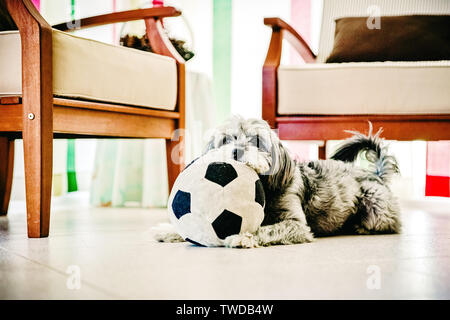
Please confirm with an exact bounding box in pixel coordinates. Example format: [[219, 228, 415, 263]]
[[155, 116, 401, 248]]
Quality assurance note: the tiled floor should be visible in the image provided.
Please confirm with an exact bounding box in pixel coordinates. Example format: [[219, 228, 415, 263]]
[[0, 192, 449, 299]]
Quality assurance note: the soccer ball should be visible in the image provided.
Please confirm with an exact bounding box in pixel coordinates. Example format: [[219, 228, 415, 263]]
[[168, 150, 265, 247]]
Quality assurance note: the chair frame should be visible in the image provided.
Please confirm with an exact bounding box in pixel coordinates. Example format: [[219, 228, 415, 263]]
[[0, 0, 186, 238], [262, 17, 450, 159]]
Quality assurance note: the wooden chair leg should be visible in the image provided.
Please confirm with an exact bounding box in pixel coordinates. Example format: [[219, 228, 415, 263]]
[[23, 124, 53, 238], [0, 138, 14, 216], [166, 137, 184, 193], [7, 0, 54, 237], [318, 141, 327, 160]]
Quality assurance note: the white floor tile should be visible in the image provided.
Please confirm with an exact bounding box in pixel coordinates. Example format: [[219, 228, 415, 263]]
[[0, 194, 449, 299]]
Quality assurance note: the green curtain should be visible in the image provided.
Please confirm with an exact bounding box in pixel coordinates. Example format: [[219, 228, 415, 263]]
[[213, 0, 232, 123], [66, 0, 78, 192]]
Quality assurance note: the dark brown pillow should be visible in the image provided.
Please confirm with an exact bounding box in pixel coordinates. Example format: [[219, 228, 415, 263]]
[[326, 15, 450, 63]]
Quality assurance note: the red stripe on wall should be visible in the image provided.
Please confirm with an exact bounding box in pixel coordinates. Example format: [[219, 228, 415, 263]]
[[425, 175, 450, 197], [31, 0, 40, 11], [290, 0, 311, 64], [426, 141, 450, 197]]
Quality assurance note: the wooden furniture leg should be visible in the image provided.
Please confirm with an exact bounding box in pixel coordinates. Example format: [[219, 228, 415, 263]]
[[166, 138, 183, 192], [7, 0, 54, 237], [319, 141, 327, 160], [0, 138, 14, 215], [23, 117, 53, 238]]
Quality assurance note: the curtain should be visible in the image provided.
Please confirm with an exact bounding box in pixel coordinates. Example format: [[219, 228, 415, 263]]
[[213, 0, 232, 123], [89, 70, 216, 208]]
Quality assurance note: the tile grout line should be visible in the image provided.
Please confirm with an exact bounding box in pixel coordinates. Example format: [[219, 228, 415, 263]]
[[0, 246, 124, 299]]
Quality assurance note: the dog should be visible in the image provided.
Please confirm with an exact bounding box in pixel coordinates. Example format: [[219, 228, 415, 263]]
[[155, 116, 401, 248]]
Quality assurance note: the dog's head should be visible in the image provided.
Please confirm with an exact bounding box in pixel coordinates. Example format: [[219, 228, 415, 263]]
[[204, 115, 294, 189]]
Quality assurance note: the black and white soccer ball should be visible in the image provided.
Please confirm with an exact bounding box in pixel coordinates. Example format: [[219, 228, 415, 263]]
[[168, 150, 265, 247]]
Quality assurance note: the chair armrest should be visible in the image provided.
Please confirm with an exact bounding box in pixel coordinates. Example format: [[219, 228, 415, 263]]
[[53, 6, 185, 63], [53, 6, 181, 31], [262, 17, 316, 128], [263, 17, 316, 64]]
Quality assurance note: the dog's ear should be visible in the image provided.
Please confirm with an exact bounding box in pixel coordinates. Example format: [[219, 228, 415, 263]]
[[265, 141, 295, 190]]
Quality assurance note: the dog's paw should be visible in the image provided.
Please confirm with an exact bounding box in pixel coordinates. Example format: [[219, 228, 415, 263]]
[[244, 160, 270, 175], [151, 223, 185, 243], [354, 225, 371, 235], [154, 232, 185, 243], [224, 232, 260, 248]]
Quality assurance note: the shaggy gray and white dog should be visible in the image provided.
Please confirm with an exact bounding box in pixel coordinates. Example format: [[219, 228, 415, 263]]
[[156, 116, 401, 248]]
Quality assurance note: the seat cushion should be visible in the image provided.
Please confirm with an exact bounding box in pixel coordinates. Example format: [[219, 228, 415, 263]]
[[0, 30, 177, 110], [278, 61, 450, 115]]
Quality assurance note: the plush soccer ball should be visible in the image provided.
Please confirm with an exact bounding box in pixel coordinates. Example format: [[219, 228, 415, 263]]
[[168, 150, 265, 247]]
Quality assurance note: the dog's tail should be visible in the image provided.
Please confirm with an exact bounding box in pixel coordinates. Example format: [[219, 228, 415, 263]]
[[330, 122, 399, 182]]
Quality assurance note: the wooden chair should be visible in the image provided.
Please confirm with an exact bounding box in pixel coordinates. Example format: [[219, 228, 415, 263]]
[[262, 0, 450, 159], [0, 0, 185, 238]]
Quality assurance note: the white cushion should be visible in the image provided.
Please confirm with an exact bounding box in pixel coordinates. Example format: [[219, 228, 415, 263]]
[[0, 30, 178, 111], [278, 61, 450, 115]]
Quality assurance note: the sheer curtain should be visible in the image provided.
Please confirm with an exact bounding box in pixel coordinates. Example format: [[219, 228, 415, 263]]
[[89, 71, 216, 208]]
